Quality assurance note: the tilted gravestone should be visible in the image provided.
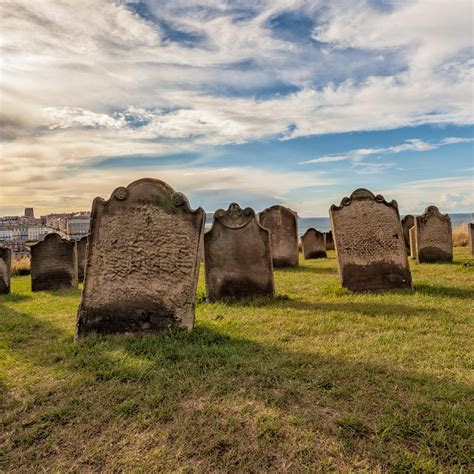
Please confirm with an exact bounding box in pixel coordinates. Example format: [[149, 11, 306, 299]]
[[409, 226, 417, 259], [330, 188, 412, 292], [204, 203, 274, 301], [76, 178, 205, 339], [414, 206, 453, 263], [76, 236, 88, 281], [0, 247, 12, 294], [325, 230, 335, 251], [31, 233, 78, 291], [258, 205, 299, 267], [302, 228, 327, 259], [469, 223, 474, 257], [401, 215, 414, 255]]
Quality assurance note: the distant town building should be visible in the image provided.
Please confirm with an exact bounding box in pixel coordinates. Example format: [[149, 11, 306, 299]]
[[24, 207, 35, 219], [27, 226, 48, 241], [66, 214, 90, 240]]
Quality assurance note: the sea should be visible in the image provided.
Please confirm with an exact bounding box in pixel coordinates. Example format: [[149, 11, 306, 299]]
[[206, 212, 473, 236]]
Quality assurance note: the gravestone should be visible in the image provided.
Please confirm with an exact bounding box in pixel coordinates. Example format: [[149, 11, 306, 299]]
[[0, 247, 12, 294], [76, 236, 88, 281], [469, 223, 474, 257], [325, 230, 335, 250], [302, 228, 327, 259], [330, 188, 412, 292], [414, 206, 453, 263], [31, 233, 78, 291], [204, 203, 274, 301], [401, 215, 414, 255], [258, 205, 299, 267], [76, 178, 205, 339], [409, 226, 417, 259]]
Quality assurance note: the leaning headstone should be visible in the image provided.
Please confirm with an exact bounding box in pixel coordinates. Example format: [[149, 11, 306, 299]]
[[409, 226, 417, 259], [31, 233, 78, 291], [258, 205, 299, 267], [330, 188, 412, 292], [76, 178, 205, 339], [0, 247, 12, 294], [302, 228, 327, 259], [469, 223, 474, 257], [401, 215, 414, 255], [414, 206, 453, 263], [76, 236, 88, 281], [204, 203, 274, 301], [325, 230, 335, 250]]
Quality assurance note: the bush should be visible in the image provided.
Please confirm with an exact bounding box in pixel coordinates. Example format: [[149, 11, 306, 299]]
[[11, 255, 31, 276], [452, 225, 469, 247]]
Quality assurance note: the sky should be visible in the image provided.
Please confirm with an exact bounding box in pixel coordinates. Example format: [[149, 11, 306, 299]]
[[1, 0, 473, 217]]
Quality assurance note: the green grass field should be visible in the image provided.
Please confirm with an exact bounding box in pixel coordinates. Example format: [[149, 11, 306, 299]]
[[1, 249, 473, 472]]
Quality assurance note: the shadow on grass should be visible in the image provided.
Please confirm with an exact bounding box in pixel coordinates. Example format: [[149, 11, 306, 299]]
[[276, 265, 337, 275], [414, 284, 474, 299], [1, 300, 471, 471]]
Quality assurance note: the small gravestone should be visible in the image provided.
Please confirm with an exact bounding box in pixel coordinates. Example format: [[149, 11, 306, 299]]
[[409, 226, 417, 259], [258, 205, 299, 267], [204, 203, 274, 301], [330, 188, 412, 292], [302, 228, 327, 259], [414, 206, 453, 263], [31, 233, 78, 291], [76, 178, 205, 339], [76, 236, 88, 281], [401, 215, 414, 255], [469, 223, 474, 257], [0, 247, 12, 294], [325, 230, 335, 250]]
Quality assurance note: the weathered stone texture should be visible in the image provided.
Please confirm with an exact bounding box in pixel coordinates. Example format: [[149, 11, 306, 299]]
[[76, 178, 205, 339], [401, 215, 414, 255], [414, 206, 453, 263], [469, 223, 474, 257], [31, 233, 78, 291], [0, 247, 12, 294], [76, 236, 88, 281], [325, 230, 335, 251], [302, 228, 327, 259], [330, 188, 412, 292], [204, 203, 274, 301], [258, 205, 299, 267], [409, 226, 417, 259]]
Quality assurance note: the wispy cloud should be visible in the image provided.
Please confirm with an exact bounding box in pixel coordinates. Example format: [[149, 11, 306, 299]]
[[299, 137, 474, 165]]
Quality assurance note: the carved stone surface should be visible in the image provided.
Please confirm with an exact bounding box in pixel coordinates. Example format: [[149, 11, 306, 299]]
[[469, 223, 474, 258], [258, 205, 299, 267], [325, 230, 335, 251], [76, 178, 205, 339], [31, 233, 78, 291], [76, 236, 88, 281], [0, 247, 12, 294], [302, 228, 327, 259], [330, 188, 412, 292], [401, 215, 414, 255], [204, 203, 274, 301], [414, 206, 453, 263], [409, 226, 417, 259]]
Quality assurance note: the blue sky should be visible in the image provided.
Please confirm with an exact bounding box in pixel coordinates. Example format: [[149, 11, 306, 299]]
[[1, 0, 473, 216]]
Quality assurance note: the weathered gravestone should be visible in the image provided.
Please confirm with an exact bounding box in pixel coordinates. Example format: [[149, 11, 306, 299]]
[[401, 215, 414, 255], [469, 223, 474, 257], [325, 230, 335, 251], [31, 233, 78, 291], [414, 206, 453, 263], [330, 188, 412, 292], [258, 205, 299, 267], [204, 203, 274, 301], [76, 178, 205, 339], [76, 236, 88, 281], [0, 247, 12, 294], [301, 228, 327, 259], [409, 226, 417, 259]]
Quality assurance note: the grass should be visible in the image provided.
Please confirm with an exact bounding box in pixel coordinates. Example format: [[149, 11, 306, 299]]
[[11, 256, 31, 276], [1, 248, 473, 472]]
